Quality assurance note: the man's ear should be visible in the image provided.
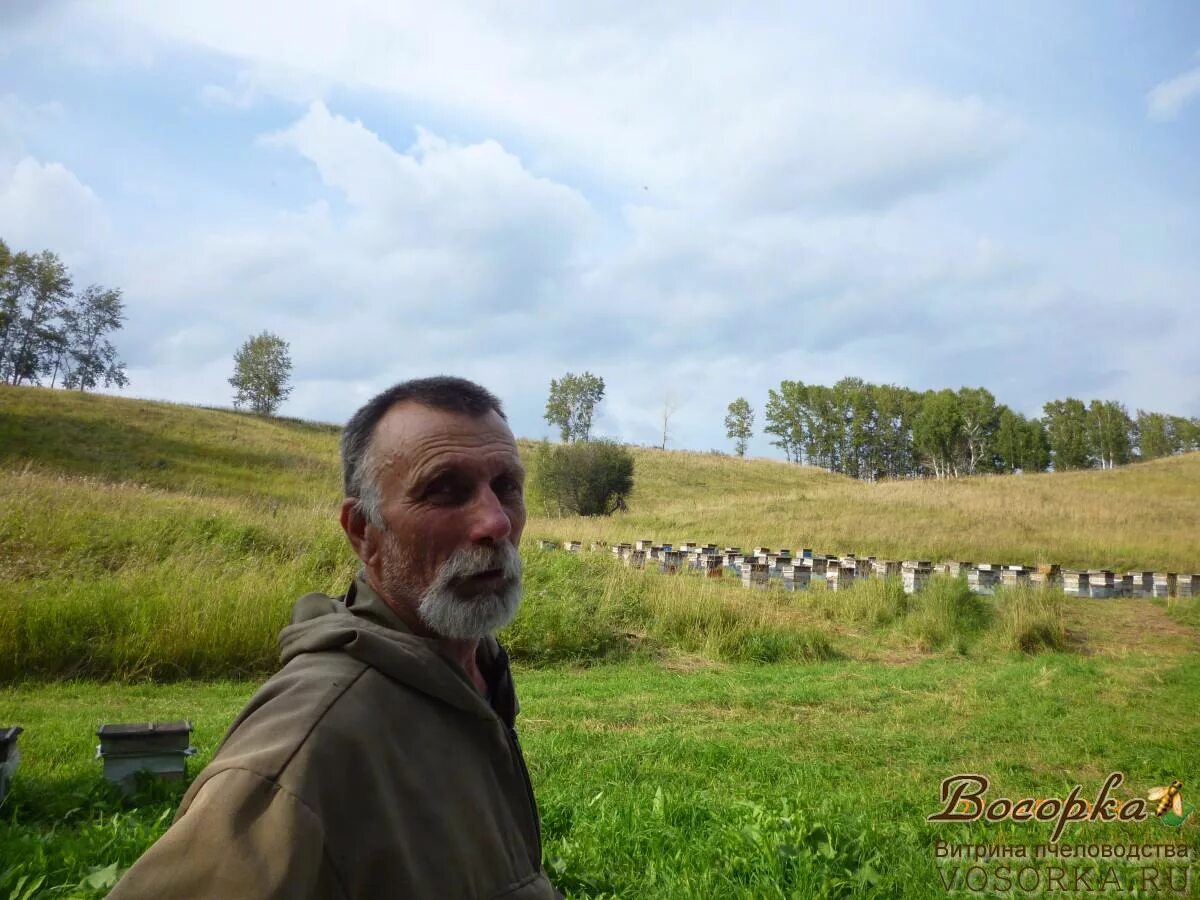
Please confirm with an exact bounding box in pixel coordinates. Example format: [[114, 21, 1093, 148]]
[[340, 498, 380, 567]]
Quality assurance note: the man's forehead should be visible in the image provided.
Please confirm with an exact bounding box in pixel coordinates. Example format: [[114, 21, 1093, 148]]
[[372, 402, 518, 471]]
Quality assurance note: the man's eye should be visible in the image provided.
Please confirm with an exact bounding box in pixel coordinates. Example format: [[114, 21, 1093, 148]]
[[495, 477, 522, 495], [426, 479, 466, 502]]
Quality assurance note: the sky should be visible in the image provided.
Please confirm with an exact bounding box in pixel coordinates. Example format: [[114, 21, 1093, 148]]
[[1, 1, 1198, 456]]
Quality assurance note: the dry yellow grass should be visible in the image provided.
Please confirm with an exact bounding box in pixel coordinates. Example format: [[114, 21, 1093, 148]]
[[525, 444, 1200, 572], [2, 385, 1196, 572]]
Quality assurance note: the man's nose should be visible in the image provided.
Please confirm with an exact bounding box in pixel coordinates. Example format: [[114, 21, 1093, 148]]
[[468, 485, 512, 544]]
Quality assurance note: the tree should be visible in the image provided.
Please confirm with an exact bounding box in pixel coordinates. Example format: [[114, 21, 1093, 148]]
[[229, 331, 293, 415], [1136, 410, 1173, 460], [956, 387, 1000, 474], [659, 389, 678, 450], [2, 248, 72, 385], [1043, 398, 1091, 470], [724, 397, 754, 457], [1085, 400, 1133, 469], [530, 439, 634, 516], [995, 408, 1050, 473], [544, 372, 605, 442], [913, 390, 964, 478], [0, 240, 128, 390], [763, 381, 805, 463], [61, 285, 128, 390]]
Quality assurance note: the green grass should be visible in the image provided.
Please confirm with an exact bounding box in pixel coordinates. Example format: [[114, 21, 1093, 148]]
[[3, 385, 1199, 896], [0, 540, 1100, 681], [3, 653, 1199, 898]]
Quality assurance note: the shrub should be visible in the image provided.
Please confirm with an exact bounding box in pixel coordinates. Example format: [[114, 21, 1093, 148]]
[[530, 439, 634, 516]]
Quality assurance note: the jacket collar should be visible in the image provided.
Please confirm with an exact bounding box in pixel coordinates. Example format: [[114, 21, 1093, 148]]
[[343, 572, 519, 728]]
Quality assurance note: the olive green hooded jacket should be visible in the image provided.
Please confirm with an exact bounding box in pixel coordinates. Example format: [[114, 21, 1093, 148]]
[[109, 576, 558, 900]]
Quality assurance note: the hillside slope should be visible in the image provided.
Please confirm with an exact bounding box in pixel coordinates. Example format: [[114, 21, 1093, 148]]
[[3, 384, 1198, 571]]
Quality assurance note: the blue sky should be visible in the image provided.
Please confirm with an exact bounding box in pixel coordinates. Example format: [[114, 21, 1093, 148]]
[[1, 1, 1197, 456]]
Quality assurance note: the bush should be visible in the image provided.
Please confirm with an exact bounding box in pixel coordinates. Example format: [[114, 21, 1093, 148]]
[[530, 439, 635, 516]]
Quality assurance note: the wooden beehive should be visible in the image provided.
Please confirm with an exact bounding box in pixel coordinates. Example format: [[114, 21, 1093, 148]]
[[96, 721, 195, 788], [0, 726, 22, 805]]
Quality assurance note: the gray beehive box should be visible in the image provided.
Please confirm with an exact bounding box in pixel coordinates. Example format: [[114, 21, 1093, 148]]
[[97, 721, 195, 788], [783, 565, 811, 592], [740, 562, 769, 589], [659, 550, 682, 574], [0, 726, 22, 804]]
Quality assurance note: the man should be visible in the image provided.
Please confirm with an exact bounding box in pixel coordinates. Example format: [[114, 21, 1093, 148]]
[[110, 376, 559, 899]]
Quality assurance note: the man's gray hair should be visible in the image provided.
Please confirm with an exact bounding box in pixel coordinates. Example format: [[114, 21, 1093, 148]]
[[341, 376, 506, 526]]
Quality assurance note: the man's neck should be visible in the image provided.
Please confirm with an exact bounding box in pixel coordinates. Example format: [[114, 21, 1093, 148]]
[[437, 637, 487, 696], [364, 571, 487, 696]]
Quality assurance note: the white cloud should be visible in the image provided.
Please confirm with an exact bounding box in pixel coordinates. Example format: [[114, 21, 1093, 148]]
[[198, 65, 330, 110], [110, 1, 1020, 214], [0, 155, 109, 261], [1147, 63, 1200, 121]]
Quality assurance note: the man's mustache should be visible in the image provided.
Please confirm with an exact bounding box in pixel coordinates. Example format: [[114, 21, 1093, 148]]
[[439, 543, 522, 583]]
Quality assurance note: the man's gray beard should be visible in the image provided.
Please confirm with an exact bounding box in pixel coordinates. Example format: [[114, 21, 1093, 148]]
[[380, 534, 523, 640]]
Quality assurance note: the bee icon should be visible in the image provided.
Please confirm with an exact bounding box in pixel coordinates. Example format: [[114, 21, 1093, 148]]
[[1147, 780, 1183, 819]]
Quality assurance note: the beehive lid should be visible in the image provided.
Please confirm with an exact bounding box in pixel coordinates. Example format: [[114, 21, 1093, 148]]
[[97, 721, 193, 756], [0, 726, 22, 763]]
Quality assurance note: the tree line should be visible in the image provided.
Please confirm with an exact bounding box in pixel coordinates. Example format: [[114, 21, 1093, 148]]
[[725, 378, 1198, 478], [0, 239, 128, 390]]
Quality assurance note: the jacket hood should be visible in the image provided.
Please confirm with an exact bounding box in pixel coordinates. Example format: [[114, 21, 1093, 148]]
[[278, 573, 513, 723]]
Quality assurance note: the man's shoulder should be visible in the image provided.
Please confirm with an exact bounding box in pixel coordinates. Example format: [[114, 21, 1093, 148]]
[[206, 650, 373, 781]]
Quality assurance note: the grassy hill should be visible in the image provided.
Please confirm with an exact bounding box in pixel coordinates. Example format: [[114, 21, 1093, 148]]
[[3, 384, 1199, 897], [2, 383, 1198, 682], [4, 383, 1198, 570]]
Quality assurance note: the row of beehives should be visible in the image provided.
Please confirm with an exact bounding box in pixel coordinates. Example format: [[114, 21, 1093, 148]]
[[534, 539, 1199, 599], [0, 722, 194, 804]]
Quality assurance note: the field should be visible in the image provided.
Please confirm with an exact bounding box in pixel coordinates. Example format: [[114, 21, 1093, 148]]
[[2, 385, 1199, 898]]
